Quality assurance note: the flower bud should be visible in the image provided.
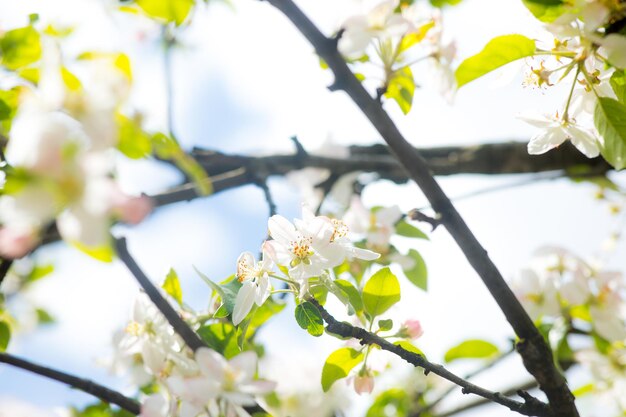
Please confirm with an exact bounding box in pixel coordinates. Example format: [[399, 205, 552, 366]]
[[354, 372, 374, 395], [403, 319, 424, 340]]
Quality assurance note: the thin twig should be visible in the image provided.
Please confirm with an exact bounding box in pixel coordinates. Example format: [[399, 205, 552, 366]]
[[259, 2, 578, 414], [0, 259, 13, 288], [114, 237, 207, 352], [414, 345, 515, 415], [407, 210, 441, 231], [308, 298, 551, 417], [255, 178, 278, 217], [0, 352, 140, 414]]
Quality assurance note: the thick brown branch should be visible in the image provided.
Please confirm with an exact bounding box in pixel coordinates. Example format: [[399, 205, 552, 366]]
[[0, 352, 140, 414], [309, 299, 551, 417], [259, 1, 578, 415]]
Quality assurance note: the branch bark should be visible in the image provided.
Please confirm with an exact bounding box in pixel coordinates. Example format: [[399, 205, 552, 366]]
[[259, 2, 579, 415], [0, 352, 140, 414], [308, 298, 551, 417]]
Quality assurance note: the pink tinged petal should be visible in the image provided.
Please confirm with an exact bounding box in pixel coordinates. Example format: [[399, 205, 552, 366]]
[[376, 206, 402, 226], [566, 125, 600, 158], [195, 347, 227, 381], [229, 351, 258, 383], [354, 374, 374, 395], [233, 281, 257, 325], [268, 215, 297, 244], [601, 34, 626, 68], [238, 379, 277, 395], [254, 277, 271, 306], [178, 401, 204, 417], [263, 240, 292, 266], [527, 127, 567, 155], [345, 245, 380, 261], [368, 0, 399, 28], [0, 227, 38, 259], [404, 319, 424, 339], [114, 195, 153, 225], [140, 393, 169, 417], [222, 392, 257, 407]]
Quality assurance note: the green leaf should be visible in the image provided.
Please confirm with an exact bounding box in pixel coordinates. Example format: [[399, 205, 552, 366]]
[[116, 114, 152, 159], [26, 263, 54, 284], [455, 34, 536, 88], [430, 0, 462, 6], [394, 340, 425, 357], [395, 219, 428, 239], [403, 249, 428, 291], [0, 321, 10, 351], [595, 97, 626, 169], [334, 279, 363, 313], [294, 301, 324, 337], [444, 339, 499, 363], [363, 267, 401, 318], [572, 383, 595, 397], [321, 347, 364, 392], [378, 319, 393, 331], [73, 241, 114, 263], [0, 26, 42, 70], [384, 66, 415, 115], [398, 21, 435, 54], [35, 308, 55, 325], [197, 322, 236, 354], [135, 0, 195, 25], [521, 0, 567, 22], [610, 70, 626, 104], [366, 388, 410, 417], [162, 268, 183, 305]]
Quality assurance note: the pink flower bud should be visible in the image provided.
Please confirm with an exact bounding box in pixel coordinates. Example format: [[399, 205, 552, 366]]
[[354, 373, 374, 395], [403, 319, 424, 340], [113, 194, 153, 225], [0, 227, 38, 259]]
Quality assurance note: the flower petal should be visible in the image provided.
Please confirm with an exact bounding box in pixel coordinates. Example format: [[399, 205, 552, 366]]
[[233, 281, 257, 325]]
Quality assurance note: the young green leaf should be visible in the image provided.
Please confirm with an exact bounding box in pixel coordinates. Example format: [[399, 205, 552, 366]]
[[378, 319, 393, 331], [334, 279, 364, 313], [135, 0, 195, 26], [0, 26, 42, 70], [444, 339, 499, 363], [321, 347, 364, 392], [162, 268, 183, 305], [610, 70, 626, 104], [295, 301, 324, 337], [363, 267, 401, 318], [0, 321, 10, 351], [595, 97, 626, 169], [395, 219, 428, 239], [394, 340, 425, 357], [455, 34, 536, 88], [385, 66, 415, 115], [521, 0, 567, 22], [403, 249, 428, 291]]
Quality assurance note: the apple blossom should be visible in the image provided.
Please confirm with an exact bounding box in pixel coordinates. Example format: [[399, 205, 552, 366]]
[[518, 112, 600, 158], [343, 196, 402, 252], [338, 0, 412, 58], [167, 348, 275, 417], [232, 251, 274, 325], [510, 268, 560, 320]]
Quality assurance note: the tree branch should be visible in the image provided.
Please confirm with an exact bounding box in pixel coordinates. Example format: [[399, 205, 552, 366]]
[[0, 351, 140, 414], [308, 298, 551, 417], [114, 237, 207, 352], [258, 2, 578, 415]]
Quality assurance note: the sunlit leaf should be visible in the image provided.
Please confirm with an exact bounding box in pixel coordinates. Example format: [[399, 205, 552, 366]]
[[385, 66, 415, 114], [403, 249, 428, 291], [295, 301, 324, 337], [321, 347, 364, 392], [162, 268, 183, 305], [444, 339, 499, 362], [135, 0, 195, 26], [0, 26, 42, 70], [595, 97, 626, 169], [455, 34, 536, 88], [363, 267, 401, 318], [521, 0, 567, 22]]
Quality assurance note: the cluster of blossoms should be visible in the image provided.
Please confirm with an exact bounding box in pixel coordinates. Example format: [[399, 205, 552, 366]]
[[233, 205, 381, 324], [336, 0, 456, 110], [113, 295, 275, 417], [514, 1, 626, 160], [510, 246, 625, 342], [0, 27, 152, 260]]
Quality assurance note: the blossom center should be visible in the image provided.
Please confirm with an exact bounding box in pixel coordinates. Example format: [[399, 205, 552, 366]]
[[289, 236, 314, 265], [330, 219, 348, 242]]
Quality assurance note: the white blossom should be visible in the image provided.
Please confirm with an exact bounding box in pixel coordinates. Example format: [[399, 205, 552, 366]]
[[232, 251, 274, 325]]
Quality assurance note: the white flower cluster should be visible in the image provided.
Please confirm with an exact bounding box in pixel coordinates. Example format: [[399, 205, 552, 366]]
[[232, 205, 380, 324], [518, 1, 626, 158], [510, 246, 626, 342], [114, 294, 275, 417], [337, 0, 456, 101], [0, 42, 152, 259]]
